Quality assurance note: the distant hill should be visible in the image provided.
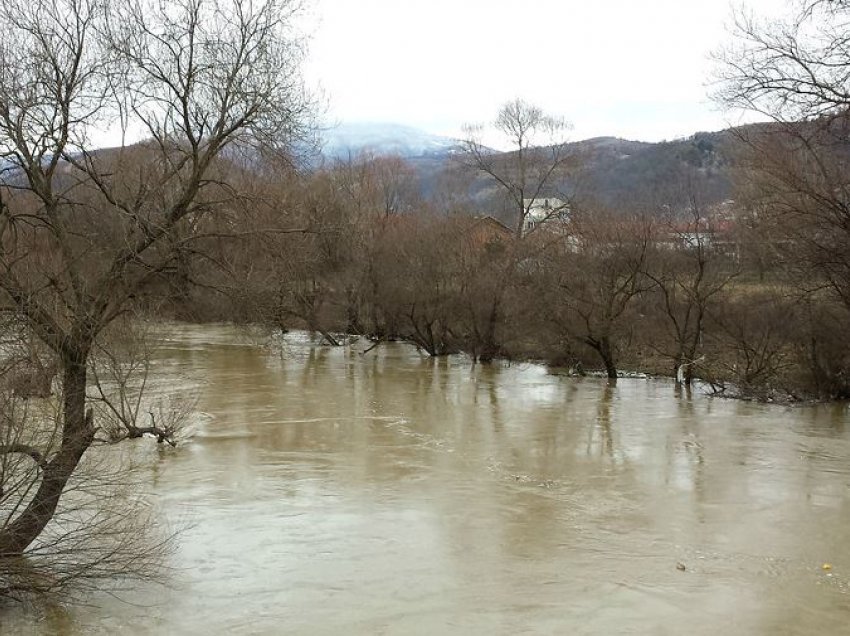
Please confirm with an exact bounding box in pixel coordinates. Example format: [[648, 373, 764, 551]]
[[315, 121, 787, 219], [566, 130, 735, 208], [2, 124, 741, 221], [421, 129, 738, 219]]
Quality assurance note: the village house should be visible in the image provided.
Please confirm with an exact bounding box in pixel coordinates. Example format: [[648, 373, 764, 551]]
[[522, 197, 569, 233], [661, 200, 741, 258]]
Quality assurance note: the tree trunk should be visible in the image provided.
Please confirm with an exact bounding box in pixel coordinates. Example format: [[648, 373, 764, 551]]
[[682, 362, 695, 386], [589, 336, 618, 379], [345, 288, 363, 335], [478, 296, 501, 363], [678, 335, 700, 387], [675, 361, 694, 386], [0, 357, 94, 555], [601, 343, 618, 379]]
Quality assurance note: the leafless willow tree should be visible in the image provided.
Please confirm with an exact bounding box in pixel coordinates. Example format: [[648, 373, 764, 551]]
[[0, 318, 189, 600], [543, 210, 652, 379], [460, 99, 574, 240], [0, 0, 312, 576]]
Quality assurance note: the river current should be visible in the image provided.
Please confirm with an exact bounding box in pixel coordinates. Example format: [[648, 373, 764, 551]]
[[4, 324, 850, 634]]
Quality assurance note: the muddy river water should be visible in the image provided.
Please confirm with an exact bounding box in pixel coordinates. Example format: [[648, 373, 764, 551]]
[[5, 324, 850, 634]]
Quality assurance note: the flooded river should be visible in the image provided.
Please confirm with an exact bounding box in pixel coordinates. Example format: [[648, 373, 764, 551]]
[[4, 324, 850, 634]]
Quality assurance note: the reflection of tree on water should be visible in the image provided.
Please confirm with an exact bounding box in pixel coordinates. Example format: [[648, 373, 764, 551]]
[[586, 380, 617, 460], [477, 364, 504, 433], [671, 384, 707, 521], [301, 346, 331, 382], [673, 380, 692, 402]]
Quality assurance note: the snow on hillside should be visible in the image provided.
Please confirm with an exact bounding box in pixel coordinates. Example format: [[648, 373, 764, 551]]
[[321, 122, 459, 159]]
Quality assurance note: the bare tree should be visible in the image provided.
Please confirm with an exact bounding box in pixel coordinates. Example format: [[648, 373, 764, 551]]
[[716, 1, 850, 306], [447, 100, 573, 361], [384, 215, 462, 357], [0, 0, 311, 562], [241, 153, 420, 344], [716, 1, 850, 121], [89, 319, 196, 447], [460, 99, 573, 240], [645, 184, 739, 386], [715, 0, 850, 398], [362, 154, 418, 218], [700, 291, 799, 399], [544, 209, 652, 379], [0, 318, 183, 600]]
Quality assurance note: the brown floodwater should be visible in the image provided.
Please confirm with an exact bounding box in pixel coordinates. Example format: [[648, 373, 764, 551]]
[[4, 323, 850, 635]]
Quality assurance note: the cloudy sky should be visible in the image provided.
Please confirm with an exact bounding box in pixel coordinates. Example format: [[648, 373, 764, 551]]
[[303, 0, 789, 143]]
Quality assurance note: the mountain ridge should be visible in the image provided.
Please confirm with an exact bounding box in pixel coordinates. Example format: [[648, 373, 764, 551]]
[[318, 122, 736, 210]]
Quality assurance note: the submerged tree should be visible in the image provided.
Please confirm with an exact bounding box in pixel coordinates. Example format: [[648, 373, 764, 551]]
[[0, 0, 312, 574], [0, 318, 192, 599], [543, 209, 652, 379], [644, 180, 739, 386]]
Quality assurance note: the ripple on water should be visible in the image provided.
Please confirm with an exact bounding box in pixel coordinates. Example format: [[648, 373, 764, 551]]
[[6, 327, 850, 635]]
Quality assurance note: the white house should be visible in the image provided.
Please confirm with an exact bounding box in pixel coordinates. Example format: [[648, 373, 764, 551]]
[[522, 197, 569, 232]]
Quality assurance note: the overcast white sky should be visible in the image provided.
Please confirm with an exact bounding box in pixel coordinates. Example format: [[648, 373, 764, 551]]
[[303, 0, 789, 143]]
